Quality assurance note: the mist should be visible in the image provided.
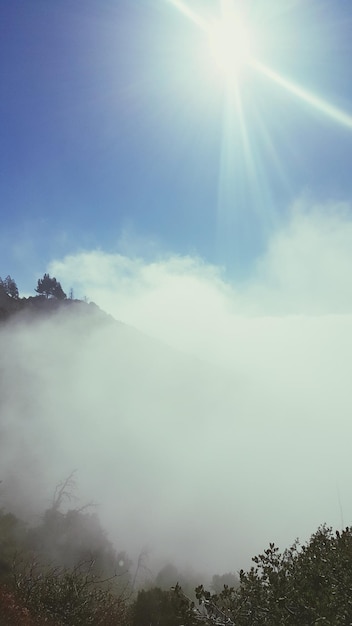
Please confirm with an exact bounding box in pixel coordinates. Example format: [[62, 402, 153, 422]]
[[2, 202, 352, 576]]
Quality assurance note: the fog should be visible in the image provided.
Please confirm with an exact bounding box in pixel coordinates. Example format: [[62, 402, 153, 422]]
[[2, 202, 352, 576]]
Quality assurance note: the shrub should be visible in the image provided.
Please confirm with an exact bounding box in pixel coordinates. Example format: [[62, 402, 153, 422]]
[[13, 559, 129, 625]]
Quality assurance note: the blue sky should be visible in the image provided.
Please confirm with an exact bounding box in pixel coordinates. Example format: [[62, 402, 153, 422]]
[[2, 0, 352, 292], [4, 1, 352, 570]]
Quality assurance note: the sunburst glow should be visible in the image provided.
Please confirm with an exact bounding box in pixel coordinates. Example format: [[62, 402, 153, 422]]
[[167, 0, 352, 127], [166, 0, 352, 267], [252, 60, 352, 130], [207, 6, 252, 79], [167, 0, 208, 31]]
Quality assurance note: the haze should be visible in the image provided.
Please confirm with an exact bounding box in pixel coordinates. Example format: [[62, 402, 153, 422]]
[[1, 202, 351, 577]]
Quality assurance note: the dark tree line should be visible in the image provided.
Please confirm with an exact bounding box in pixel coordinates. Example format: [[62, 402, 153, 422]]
[[35, 273, 66, 299], [194, 525, 352, 624], [0, 273, 68, 300], [0, 275, 18, 299]]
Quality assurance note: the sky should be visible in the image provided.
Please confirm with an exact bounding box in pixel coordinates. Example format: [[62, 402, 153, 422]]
[[2, 0, 352, 285], [2, 0, 352, 576], [2, 215, 352, 577]]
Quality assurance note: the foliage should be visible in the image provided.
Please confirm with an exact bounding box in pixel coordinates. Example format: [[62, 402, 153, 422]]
[[3, 469, 352, 624], [0, 474, 132, 624], [0, 275, 19, 299], [0, 503, 131, 625], [26, 473, 131, 597], [155, 563, 180, 590], [131, 584, 200, 626], [35, 273, 66, 299], [13, 559, 128, 625], [0, 584, 38, 625], [211, 571, 239, 594], [153, 563, 200, 598], [0, 511, 27, 584], [195, 525, 352, 625]]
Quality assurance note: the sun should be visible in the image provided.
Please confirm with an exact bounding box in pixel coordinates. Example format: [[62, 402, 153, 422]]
[[206, 8, 253, 80], [165, 0, 352, 271], [167, 0, 352, 127], [167, 0, 254, 84]]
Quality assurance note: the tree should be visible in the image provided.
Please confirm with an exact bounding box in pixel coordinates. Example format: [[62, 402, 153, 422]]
[[131, 585, 199, 626], [195, 525, 352, 625], [155, 563, 180, 590], [13, 559, 129, 625], [0, 275, 19, 299], [27, 472, 127, 581], [211, 572, 239, 594], [35, 273, 66, 299], [0, 511, 26, 583], [0, 475, 130, 625]]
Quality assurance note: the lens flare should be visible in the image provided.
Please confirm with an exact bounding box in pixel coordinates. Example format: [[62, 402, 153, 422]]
[[166, 0, 352, 267], [167, 0, 208, 31], [207, 8, 252, 79], [252, 60, 352, 130], [167, 0, 352, 129]]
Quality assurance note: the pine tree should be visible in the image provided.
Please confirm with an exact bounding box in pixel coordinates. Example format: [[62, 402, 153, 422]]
[[0, 276, 19, 299], [35, 274, 66, 299]]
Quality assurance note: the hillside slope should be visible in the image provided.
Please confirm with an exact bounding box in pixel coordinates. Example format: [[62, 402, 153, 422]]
[[0, 292, 240, 574]]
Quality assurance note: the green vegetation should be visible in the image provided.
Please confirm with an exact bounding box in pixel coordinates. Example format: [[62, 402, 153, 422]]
[[35, 273, 66, 299], [131, 585, 199, 626], [0, 272, 68, 307], [12, 560, 128, 626], [0, 474, 133, 625], [2, 494, 352, 625], [195, 525, 352, 624], [0, 273, 84, 323], [1, 272, 352, 623], [0, 276, 19, 299]]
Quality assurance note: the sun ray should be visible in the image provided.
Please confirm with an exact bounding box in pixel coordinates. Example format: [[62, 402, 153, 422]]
[[166, 0, 352, 268], [167, 0, 352, 130], [251, 60, 352, 130], [207, 0, 252, 79], [166, 0, 208, 32]]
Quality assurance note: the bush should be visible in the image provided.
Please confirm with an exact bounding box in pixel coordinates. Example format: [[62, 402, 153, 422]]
[[131, 585, 200, 626], [13, 559, 129, 625], [195, 525, 352, 625], [0, 511, 27, 584]]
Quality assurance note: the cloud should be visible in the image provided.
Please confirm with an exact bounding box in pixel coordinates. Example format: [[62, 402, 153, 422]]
[[1, 202, 352, 576], [50, 201, 352, 348], [249, 200, 352, 314]]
